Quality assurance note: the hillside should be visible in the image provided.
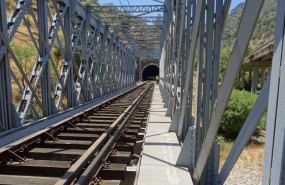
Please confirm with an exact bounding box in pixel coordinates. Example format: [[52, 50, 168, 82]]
[[222, 0, 277, 50]]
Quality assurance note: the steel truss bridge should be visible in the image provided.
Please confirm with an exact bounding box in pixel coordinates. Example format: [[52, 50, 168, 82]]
[[0, 0, 284, 184]]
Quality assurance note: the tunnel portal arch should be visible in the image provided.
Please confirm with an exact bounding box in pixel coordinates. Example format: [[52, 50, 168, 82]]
[[141, 64, 159, 81]]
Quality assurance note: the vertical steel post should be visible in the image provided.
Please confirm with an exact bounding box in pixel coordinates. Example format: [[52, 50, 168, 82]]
[[99, 28, 108, 96], [202, 0, 214, 137], [38, 0, 56, 116], [115, 38, 120, 91], [122, 47, 128, 89], [211, 0, 223, 109], [126, 52, 130, 87], [117, 46, 123, 90], [0, 0, 20, 130], [192, 1, 265, 182], [177, 0, 204, 140], [120, 48, 126, 90], [76, 6, 90, 102], [111, 34, 117, 93], [107, 34, 114, 94], [171, 0, 186, 119], [64, 1, 77, 107], [166, 0, 177, 113], [91, 26, 100, 99], [194, 1, 204, 131], [101, 36, 108, 96], [159, 0, 170, 87], [262, 0, 285, 183], [133, 57, 136, 84]]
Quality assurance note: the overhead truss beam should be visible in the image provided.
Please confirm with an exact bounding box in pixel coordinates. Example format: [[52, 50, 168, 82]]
[[100, 16, 162, 23], [112, 25, 162, 31], [91, 5, 164, 13]]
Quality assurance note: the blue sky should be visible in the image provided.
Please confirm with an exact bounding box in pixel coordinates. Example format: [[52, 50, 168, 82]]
[[229, 0, 245, 11], [98, 0, 246, 12]]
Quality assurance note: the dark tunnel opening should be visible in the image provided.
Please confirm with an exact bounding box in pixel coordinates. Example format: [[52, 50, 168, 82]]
[[142, 65, 159, 81]]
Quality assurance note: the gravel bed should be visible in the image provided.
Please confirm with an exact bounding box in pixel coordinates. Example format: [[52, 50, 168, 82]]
[[223, 160, 262, 185]]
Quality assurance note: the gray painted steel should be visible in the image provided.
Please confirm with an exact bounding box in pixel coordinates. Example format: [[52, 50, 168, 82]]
[[262, 0, 285, 184], [0, 0, 136, 127], [1, 0, 285, 184]]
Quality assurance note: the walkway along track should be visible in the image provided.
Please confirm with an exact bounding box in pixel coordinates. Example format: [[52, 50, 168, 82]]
[[0, 83, 154, 185]]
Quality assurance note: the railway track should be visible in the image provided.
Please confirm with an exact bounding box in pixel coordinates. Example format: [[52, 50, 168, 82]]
[[0, 83, 154, 185]]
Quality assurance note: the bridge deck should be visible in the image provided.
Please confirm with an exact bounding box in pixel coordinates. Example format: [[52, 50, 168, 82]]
[[137, 85, 193, 185]]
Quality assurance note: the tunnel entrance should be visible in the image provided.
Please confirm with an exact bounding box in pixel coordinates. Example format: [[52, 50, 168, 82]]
[[142, 65, 159, 81]]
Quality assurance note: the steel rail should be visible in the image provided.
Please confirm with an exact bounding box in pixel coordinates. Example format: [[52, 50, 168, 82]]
[[0, 83, 150, 185], [54, 83, 152, 185], [74, 84, 152, 185], [0, 83, 146, 153]]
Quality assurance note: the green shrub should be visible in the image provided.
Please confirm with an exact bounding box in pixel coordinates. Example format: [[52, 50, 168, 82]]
[[220, 89, 258, 138]]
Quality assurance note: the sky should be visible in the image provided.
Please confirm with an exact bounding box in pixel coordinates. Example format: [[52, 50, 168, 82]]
[[98, 0, 246, 12], [229, 0, 245, 12]]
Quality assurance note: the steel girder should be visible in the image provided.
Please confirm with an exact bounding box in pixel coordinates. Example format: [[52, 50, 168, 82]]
[[91, 5, 164, 13], [123, 39, 161, 43], [93, 4, 164, 60], [262, 1, 285, 184], [113, 28, 161, 32], [0, 0, 20, 131], [100, 16, 162, 23], [120, 32, 161, 36], [112, 25, 162, 31], [119, 37, 161, 42], [159, 0, 285, 184], [0, 0, 136, 126], [126, 44, 161, 47]]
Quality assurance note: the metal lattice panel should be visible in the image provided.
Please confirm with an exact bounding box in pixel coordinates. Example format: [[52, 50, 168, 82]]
[[100, 16, 162, 23], [0, 0, 136, 127], [92, 5, 164, 13]]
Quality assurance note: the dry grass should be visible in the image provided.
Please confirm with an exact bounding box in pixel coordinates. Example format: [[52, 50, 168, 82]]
[[6, 2, 65, 111], [219, 140, 265, 184], [219, 141, 264, 171]]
